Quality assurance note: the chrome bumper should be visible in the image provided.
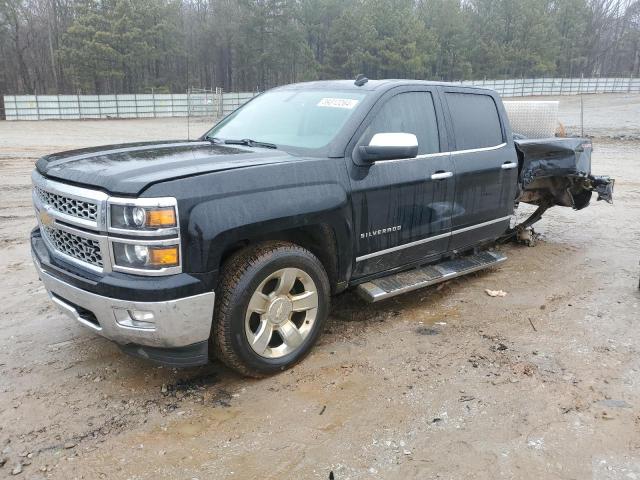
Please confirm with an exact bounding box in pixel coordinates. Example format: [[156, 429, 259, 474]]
[[33, 256, 215, 348]]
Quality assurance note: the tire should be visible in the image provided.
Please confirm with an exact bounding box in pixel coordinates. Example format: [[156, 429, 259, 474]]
[[212, 241, 330, 377]]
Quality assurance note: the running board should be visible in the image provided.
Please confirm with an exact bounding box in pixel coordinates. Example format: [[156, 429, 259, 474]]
[[356, 251, 507, 303]]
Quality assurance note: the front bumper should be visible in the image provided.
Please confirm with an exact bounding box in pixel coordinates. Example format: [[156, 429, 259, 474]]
[[32, 236, 215, 364]]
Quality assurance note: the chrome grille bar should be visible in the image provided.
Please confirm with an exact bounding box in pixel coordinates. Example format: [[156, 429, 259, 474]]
[[32, 170, 110, 272], [32, 170, 108, 231], [41, 225, 104, 268], [34, 185, 98, 221]]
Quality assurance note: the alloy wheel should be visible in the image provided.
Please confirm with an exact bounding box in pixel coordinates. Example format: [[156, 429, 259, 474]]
[[244, 267, 319, 358]]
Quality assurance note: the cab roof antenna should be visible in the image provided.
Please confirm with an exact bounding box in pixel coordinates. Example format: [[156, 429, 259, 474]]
[[354, 74, 368, 87]]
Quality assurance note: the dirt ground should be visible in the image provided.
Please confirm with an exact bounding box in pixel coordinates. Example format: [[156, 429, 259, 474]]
[[0, 94, 638, 480]]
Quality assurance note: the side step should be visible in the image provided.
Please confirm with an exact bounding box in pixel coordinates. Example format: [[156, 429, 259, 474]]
[[356, 250, 507, 303]]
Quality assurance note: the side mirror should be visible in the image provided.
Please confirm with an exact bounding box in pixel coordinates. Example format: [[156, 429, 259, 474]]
[[358, 133, 418, 162]]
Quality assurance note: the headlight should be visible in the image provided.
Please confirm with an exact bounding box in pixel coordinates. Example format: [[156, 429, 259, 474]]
[[110, 204, 177, 231], [112, 242, 179, 270], [107, 197, 181, 275]]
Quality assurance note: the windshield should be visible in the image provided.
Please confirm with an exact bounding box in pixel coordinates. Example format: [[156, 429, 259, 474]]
[[205, 89, 367, 149]]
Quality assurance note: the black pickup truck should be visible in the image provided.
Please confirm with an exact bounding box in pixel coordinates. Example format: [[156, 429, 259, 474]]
[[30, 78, 613, 376]]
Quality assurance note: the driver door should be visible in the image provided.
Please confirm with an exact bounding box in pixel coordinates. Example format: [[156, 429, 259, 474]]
[[347, 87, 456, 278]]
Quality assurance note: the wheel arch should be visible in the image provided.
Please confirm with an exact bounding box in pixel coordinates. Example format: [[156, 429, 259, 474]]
[[217, 223, 346, 295]]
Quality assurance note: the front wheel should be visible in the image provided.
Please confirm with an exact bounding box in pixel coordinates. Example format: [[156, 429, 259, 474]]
[[212, 241, 330, 377]]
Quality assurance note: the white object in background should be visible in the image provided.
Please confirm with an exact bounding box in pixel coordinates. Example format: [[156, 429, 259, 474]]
[[503, 101, 559, 138]]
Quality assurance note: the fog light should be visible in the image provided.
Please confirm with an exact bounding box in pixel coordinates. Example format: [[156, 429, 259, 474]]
[[114, 308, 156, 330], [129, 310, 154, 322]]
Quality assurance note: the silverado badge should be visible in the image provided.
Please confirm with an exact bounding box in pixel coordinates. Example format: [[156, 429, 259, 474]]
[[361, 225, 402, 239]]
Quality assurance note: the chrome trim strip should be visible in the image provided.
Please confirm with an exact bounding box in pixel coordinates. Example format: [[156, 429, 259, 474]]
[[368, 142, 507, 163], [47, 217, 104, 241], [449, 143, 507, 156], [355, 215, 511, 262], [414, 152, 450, 160], [107, 226, 180, 237], [450, 215, 511, 235], [32, 170, 109, 204], [356, 230, 451, 262]]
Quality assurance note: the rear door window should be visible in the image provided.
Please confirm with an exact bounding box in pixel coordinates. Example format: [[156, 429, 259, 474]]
[[445, 92, 504, 150], [360, 91, 440, 155]]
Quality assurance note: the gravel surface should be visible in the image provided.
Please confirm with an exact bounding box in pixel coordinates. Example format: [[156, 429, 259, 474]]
[[0, 94, 638, 479]]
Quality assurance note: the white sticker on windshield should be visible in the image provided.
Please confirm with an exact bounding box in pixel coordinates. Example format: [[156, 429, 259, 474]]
[[317, 98, 359, 109]]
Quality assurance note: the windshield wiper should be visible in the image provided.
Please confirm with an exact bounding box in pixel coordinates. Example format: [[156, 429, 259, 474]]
[[223, 138, 278, 149], [203, 135, 223, 144]]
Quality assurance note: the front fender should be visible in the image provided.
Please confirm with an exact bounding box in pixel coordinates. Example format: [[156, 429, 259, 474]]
[[142, 157, 354, 284], [187, 181, 352, 274]]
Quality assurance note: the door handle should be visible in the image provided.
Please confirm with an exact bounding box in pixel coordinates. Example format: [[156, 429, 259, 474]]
[[431, 171, 453, 180], [501, 162, 517, 170]]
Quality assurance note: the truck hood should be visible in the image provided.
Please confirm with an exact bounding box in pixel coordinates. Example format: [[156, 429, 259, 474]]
[[36, 140, 294, 196]]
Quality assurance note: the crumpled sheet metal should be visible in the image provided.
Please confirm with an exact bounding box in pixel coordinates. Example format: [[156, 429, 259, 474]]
[[515, 137, 614, 204], [515, 137, 592, 187]]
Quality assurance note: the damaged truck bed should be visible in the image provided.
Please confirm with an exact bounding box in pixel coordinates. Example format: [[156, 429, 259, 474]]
[[512, 137, 614, 231]]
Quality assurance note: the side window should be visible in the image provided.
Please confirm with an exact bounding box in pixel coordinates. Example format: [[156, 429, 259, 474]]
[[445, 92, 504, 150], [360, 91, 440, 155]]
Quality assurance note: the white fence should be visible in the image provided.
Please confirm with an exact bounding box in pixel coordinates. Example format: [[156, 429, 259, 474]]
[[3, 77, 639, 120], [2, 91, 258, 121], [457, 76, 640, 97]]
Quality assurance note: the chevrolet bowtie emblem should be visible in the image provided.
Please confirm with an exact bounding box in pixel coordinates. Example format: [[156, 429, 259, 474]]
[[39, 209, 54, 227]]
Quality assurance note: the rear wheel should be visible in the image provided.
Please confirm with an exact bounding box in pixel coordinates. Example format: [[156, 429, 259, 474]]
[[212, 241, 330, 377]]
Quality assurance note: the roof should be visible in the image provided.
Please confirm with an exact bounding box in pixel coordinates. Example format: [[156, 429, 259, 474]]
[[275, 79, 493, 92]]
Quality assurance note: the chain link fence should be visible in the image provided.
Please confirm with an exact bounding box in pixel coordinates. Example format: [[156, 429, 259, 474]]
[[2, 76, 638, 120]]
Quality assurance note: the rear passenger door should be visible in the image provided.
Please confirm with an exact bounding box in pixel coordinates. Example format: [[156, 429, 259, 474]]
[[347, 87, 455, 278], [442, 88, 518, 250]]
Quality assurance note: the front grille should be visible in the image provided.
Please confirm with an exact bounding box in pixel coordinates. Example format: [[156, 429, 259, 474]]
[[41, 225, 103, 268], [35, 186, 98, 221]]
